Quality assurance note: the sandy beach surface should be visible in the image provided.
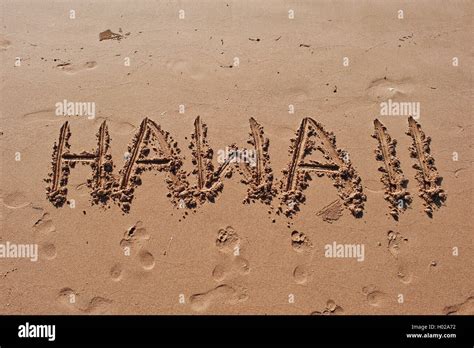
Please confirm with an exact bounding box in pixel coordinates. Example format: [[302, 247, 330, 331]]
[[0, 0, 472, 315]]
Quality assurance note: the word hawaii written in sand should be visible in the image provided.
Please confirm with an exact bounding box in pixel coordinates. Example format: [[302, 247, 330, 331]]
[[45, 116, 446, 219]]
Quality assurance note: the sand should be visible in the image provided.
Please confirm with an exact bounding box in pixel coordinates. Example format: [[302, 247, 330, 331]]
[[0, 0, 473, 315]]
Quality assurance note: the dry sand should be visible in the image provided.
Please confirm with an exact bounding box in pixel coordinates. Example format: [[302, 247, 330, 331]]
[[0, 0, 473, 315]]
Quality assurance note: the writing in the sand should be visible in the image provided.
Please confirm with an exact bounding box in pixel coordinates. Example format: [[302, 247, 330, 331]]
[[45, 116, 446, 219]]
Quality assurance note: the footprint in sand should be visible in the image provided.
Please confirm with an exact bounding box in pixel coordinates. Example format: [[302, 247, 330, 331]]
[[212, 256, 250, 282], [387, 230, 408, 259], [281, 85, 310, 103], [290, 231, 314, 285], [1, 191, 30, 209], [396, 262, 413, 284], [33, 212, 57, 260], [443, 296, 474, 315], [119, 221, 150, 249], [293, 264, 311, 285], [33, 213, 55, 235], [387, 230, 413, 284], [190, 227, 250, 312], [366, 77, 415, 102], [215, 226, 240, 252], [189, 284, 248, 312], [57, 287, 113, 314], [166, 59, 206, 80], [138, 249, 155, 270], [57, 288, 79, 311], [115, 221, 155, 278], [363, 285, 389, 307], [311, 299, 344, 315], [212, 226, 250, 282], [39, 242, 57, 260], [0, 36, 11, 50], [291, 230, 313, 253], [56, 61, 98, 74], [84, 297, 114, 314], [109, 263, 124, 281]]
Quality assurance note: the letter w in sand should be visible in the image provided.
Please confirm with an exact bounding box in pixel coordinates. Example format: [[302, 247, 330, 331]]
[[190, 116, 275, 206]]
